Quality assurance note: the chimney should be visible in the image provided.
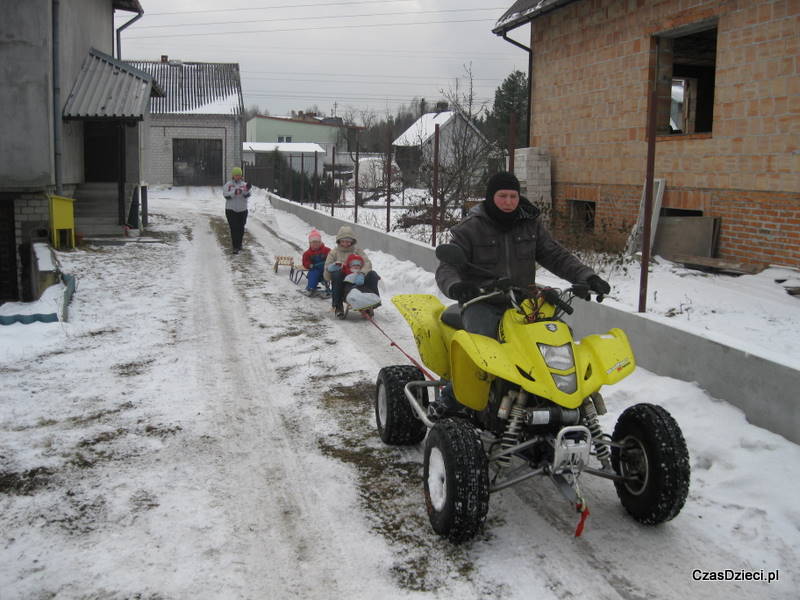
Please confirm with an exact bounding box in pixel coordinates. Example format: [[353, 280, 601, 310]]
[[161, 55, 168, 63]]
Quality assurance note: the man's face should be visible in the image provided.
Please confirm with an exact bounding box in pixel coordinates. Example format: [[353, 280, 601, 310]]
[[493, 189, 520, 213]]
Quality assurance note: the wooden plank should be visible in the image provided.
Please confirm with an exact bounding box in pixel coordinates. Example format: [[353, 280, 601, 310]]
[[669, 254, 767, 275]]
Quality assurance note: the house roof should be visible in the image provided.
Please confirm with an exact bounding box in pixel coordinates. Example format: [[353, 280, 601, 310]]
[[392, 111, 455, 146], [493, 0, 578, 34], [62, 48, 163, 120], [248, 115, 359, 129], [125, 59, 244, 115], [243, 142, 326, 154], [113, 0, 143, 12]]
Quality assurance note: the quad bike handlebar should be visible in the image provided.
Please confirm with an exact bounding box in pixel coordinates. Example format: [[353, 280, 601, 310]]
[[436, 243, 604, 317]]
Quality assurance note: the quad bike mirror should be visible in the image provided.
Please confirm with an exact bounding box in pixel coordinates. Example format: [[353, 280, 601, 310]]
[[435, 243, 468, 266]]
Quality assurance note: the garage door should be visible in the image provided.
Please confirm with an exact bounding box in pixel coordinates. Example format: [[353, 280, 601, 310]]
[[173, 139, 223, 186], [0, 198, 18, 301]]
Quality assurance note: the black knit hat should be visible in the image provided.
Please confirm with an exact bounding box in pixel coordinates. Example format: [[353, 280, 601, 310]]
[[485, 171, 521, 203]]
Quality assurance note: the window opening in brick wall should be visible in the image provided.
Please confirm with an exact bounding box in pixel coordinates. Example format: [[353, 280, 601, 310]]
[[569, 200, 595, 232], [661, 207, 703, 217], [278, 136, 292, 143], [657, 25, 717, 135]]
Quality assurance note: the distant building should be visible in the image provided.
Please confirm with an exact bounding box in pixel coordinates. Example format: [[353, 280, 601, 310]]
[[494, 0, 799, 266], [126, 56, 244, 186], [393, 110, 489, 187], [246, 114, 357, 168]]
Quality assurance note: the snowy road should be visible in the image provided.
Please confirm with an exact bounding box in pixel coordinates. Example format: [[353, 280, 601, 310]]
[[1, 187, 796, 599]]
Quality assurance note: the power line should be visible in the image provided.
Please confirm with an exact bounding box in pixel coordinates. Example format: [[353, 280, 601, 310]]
[[242, 75, 500, 87], [129, 0, 417, 17], [126, 17, 493, 39], [243, 89, 493, 102], [132, 7, 507, 29]]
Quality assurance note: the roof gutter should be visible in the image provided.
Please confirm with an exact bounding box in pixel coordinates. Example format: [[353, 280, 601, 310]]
[[498, 31, 532, 150], [52, 0, 62, 194], [115, 7, 143, 59]]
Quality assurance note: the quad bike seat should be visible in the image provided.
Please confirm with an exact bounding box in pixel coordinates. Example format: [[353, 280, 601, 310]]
[[440, 303, 463, 330]]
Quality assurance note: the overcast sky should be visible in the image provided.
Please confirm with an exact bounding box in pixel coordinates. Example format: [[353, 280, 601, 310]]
[[115, 0, 528, 121]]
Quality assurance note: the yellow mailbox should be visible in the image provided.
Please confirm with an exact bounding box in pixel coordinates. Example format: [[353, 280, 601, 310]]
[[48, 194, 76, 249]]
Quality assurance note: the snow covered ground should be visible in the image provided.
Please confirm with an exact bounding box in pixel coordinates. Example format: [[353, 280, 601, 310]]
[[1, 186, 798, 599]]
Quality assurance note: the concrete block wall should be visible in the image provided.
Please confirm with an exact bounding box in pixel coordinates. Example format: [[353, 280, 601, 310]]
[[527, 0, 800, 266], [514, 147, 552, 214], [145, 114, 241, 185], [13, 193, 50, 297], [270, 191, 799, 444]]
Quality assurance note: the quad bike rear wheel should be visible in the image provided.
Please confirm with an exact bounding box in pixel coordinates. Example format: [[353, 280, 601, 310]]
[[423, 418, 489, 543], [375, 365, 427, 445], [611, 403, 690, 524]]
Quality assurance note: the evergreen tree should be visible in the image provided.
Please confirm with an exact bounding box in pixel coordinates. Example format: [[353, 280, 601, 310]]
[[484, 70, 528, 149]]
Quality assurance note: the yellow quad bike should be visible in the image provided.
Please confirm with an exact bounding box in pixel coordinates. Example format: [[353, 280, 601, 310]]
[[374, 244, 690, 543]]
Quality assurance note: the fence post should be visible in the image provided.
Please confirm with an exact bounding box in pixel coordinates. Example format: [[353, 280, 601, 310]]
[[330, 145, 336, 216], [354, 134, 360, 224], [314, 152, 318, 209], [508, 112, 517, 173], [432, 123, 440, 246], [300, 153, 305, 202], [386, 128, 392, 232]]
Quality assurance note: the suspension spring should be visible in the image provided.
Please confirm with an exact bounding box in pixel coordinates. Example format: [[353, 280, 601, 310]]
[[582, 399, 611, 465], [498, 406, 526, 468]]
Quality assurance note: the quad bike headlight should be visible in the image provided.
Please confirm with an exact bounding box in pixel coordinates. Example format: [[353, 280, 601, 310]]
[[551, 372, 577, 394], [537, 343, 575, 371]]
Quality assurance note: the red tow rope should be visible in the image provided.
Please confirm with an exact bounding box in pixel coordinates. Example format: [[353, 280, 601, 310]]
[[363, 313, 437, 381]]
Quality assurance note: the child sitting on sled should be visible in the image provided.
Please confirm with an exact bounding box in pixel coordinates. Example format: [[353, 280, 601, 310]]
[[300, 229, 330, 297], [324, 225, 381, 319], [342, 254, 381, 314]]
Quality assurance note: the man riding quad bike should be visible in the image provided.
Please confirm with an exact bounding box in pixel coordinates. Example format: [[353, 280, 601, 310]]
[[374, 173, 690, 542]]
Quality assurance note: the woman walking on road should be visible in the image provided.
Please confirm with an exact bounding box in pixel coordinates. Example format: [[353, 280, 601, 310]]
[[223, 166, 251, 254]]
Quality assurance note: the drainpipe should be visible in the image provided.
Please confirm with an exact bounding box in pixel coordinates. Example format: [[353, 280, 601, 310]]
[[52, 0, 62, 194], [115, 8, 143, 59], [501, 32, 532, 147]]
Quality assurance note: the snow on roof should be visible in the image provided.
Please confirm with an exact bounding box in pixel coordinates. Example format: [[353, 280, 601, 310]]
[[243, 142, 326, 154], [392, 111, 455, 147], [125, 60, 243, 115], [493, 0, 578, 34]]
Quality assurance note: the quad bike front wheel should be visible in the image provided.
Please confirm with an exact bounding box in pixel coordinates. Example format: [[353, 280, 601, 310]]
[[423, 418, 489, 543], [375, 365, 427, 445], [611, 403, 690, 525]]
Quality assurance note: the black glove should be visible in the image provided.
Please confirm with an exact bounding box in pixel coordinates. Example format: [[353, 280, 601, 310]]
[[587, 275, 611, 295], [448, 281, 481, 303]]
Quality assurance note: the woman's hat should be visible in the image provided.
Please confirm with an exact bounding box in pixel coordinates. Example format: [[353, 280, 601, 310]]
[[336, 225, 356, 244], [231, 166, 243, 177], [308, 229, 322, 242]]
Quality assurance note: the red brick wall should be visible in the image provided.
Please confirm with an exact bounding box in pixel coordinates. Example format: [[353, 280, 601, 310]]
[[529, 0, 799, 266]]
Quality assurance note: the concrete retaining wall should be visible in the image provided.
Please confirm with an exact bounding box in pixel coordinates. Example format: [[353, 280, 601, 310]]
[[269, 194, 799, 444]]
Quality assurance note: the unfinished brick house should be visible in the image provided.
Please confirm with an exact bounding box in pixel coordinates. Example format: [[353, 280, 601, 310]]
[[494, 0, 799, 267]]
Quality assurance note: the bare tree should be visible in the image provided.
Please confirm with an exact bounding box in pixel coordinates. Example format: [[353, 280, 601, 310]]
[[399, 65, 494, 241]]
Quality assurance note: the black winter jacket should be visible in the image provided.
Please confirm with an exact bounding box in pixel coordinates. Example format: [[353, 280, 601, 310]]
[[436, 198, 595, 299]]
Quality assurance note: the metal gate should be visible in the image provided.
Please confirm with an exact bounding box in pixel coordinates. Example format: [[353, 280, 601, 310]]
[[172, 138, 223, 186]]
